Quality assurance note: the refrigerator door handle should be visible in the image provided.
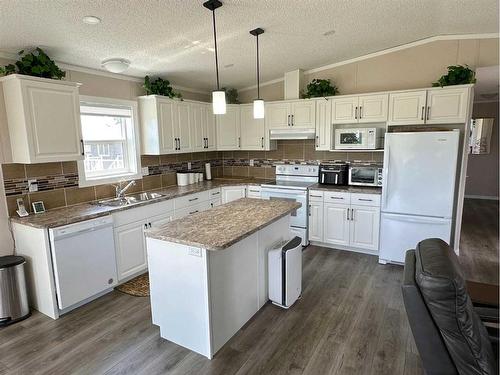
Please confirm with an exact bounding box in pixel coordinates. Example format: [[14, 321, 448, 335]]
[[382, 143, 390, 210]]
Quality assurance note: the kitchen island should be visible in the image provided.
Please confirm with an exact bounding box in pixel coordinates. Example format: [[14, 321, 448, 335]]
[[144, 198, 301, 359]]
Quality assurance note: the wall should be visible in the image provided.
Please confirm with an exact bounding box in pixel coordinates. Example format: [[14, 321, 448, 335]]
[[465, 100, 499, 199], [238, 38, 499, 103]]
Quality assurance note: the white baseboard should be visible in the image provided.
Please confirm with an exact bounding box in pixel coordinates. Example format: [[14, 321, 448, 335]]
[[464, 195, 499, 201], [309, 241, 379, 257]]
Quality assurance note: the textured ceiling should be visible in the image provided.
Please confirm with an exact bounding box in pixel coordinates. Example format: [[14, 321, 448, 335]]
[[0, 0, 498, 91]]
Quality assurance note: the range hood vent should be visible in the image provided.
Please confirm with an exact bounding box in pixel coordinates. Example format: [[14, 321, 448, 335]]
[[269, 128, 316, 140]]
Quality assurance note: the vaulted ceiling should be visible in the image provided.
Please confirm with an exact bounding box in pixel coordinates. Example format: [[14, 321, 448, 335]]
[[0, 0, 498, 91]]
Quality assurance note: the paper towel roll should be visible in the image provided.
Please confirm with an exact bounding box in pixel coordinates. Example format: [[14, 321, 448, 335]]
[[205, 163, 212, 180]]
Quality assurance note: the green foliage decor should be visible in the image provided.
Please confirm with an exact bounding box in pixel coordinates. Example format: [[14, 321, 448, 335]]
[[143, 75, 182, 99], [0, 47, 65, 79], [432, 65, 476, 87], [223, 87, 239, 104], [301, 78, 339, 99]]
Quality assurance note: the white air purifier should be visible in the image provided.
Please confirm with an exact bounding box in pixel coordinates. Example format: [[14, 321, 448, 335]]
[[268, 236, 302, 309]]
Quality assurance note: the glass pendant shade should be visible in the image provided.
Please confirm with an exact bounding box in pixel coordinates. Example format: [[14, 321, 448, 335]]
[[212, 90, 226, 114], [253, 99, 265, 119]]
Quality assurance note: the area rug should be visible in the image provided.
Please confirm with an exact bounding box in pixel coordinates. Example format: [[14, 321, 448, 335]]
[[115, 273, 150, 297]]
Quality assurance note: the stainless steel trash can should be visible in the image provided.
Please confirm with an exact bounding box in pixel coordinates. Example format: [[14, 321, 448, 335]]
[[0, 256, 30, 326]]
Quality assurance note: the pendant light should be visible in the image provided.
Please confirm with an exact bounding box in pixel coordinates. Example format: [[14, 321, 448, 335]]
[[250, 27, 265, 119], [203, 0, 226, 115]]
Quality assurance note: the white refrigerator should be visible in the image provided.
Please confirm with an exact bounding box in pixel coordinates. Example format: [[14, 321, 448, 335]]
[[379, 130, 460, 264]]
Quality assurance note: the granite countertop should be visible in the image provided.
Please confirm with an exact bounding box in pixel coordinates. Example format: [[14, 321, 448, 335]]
[[309, 183, 382, 195], [145, 198, 301, 251], [10, 178, 273, 229]]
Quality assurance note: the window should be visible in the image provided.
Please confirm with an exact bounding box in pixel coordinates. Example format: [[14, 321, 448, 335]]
[[78, 96, 141, 187]]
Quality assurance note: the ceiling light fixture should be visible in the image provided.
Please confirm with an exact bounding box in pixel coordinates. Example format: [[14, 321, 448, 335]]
[[82, 15, 101, 25], [203, 0, 226, 115], [250, 27, 265, 119], [101, 58, 130, 73]]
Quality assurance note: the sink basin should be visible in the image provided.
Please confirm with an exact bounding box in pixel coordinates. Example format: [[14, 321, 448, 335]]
[[95, 192, 164, 207]]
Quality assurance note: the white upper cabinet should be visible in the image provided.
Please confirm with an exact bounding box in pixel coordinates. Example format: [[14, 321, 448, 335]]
[[388, 86, 470, 126], [216, 105, 241, 150], [290, 100, 316, 128], [140, 96, 201, 154], [388, 90, 427, 125], [425, 87, 469, 124], [315, 99, 331, 150], [357, 94, 388, 123], [332, 94, 388, 124], [1, 74, 83, 163], [191, 102, 216, 151], [240, 104, 265, 150], [265, 100, 316, 129]]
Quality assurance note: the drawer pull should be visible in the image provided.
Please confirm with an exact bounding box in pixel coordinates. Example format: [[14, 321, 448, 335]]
[[188, 197, 199, 202], [330, 196, 344, 200], [249, 190, 259, 193], [309, 194, 322, 198], [189, 210, 199, 214], [358, 198, 373, 202], [211, 191, 220, 195]]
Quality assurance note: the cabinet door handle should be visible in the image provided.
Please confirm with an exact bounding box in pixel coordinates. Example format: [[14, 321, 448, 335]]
[[316, 135, 319, 148], [426, 106, 430, 121], [238, 137, 241, 148], [144, 223, 148, 229], [287, 114, 291, 126], [421, 106, 425, 120], [291, 114, 294, 126], [346, 208, 350, 221], [80, 139, 85, 156], [261, 137, 264, 148], [188, 197, 199, 202], [149, 223, 152, 228], [354, 106, 358, 119], [351, 208, 354, 221], [189, 210, 199, 215], [358, 198, 373, 202], [309, 204, 311, 216], [359, 106, 362, 119]]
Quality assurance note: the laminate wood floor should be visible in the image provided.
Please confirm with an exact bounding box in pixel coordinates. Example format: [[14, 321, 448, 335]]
[[459, 198, 499, 285], [0, 247, 423, 375]]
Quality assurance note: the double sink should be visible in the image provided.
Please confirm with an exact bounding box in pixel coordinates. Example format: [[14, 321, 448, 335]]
[[94, 192, 165, 207]]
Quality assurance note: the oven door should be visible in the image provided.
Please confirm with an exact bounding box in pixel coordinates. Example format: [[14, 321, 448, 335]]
[[261, 188, 307, 228], [349, 167, 377, 186], [335, 130, 366, 149]]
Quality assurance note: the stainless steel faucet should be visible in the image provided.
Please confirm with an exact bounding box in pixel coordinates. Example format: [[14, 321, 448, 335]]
[[114, 180, 136, 199]]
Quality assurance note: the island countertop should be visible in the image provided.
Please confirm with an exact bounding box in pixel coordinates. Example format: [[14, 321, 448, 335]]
[[145, 198, 301, 251]]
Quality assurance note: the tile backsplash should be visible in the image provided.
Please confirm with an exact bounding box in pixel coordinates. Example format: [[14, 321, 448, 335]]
[[2, 140, 382, 216]]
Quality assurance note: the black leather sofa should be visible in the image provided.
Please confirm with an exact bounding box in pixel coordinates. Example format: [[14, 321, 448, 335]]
[[402, 238, 498, 375]]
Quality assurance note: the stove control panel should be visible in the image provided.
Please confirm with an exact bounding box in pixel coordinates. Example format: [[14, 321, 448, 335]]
[[275, 164, 319, 177]]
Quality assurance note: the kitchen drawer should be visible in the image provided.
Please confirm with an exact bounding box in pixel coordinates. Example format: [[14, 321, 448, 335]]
[[350, 193, 381, 207], [174, 191, 210, 210], [113, 199, 174, 227], [208, 188, 221, 199], [308, 190, 324, 202], [247, 186, 262, 198], [323, 191, 350, 204], [174, 201, 211, 219]]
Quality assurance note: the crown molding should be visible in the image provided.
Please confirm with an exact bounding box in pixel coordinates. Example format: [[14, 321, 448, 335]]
[[239, 33, 500, 92], [0, 51, 210, 95]]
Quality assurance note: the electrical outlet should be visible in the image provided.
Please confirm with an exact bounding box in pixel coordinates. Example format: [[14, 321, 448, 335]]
[[187, 162, 192, 170], [249, 159, 254, 167], [141, 167, 149, 176], [27, 179, 38, 192]]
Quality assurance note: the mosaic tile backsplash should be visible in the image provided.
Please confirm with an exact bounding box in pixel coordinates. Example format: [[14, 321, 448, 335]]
[[2, 140, 383, 215]]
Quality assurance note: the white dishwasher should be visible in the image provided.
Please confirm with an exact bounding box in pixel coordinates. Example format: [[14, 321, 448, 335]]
[[49, 216, 117, 311]]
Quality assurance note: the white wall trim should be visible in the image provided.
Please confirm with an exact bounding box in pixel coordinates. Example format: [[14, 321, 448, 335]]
[[239, 33, 500, 92], [0, 51, 210, 95], [464, 194, 499, 200]]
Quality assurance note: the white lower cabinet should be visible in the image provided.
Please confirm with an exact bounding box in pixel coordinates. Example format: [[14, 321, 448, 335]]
[[349, 205, 380, 251], [308, 201, 323, 242], [114, 221, 149, 281], [221, 186, 247, 203], [309, 190, 381, 253], [323, 203, 350, 246]]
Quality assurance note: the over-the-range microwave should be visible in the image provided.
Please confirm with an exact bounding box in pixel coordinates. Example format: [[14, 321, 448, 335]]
[[334, 127, 385, 150]]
